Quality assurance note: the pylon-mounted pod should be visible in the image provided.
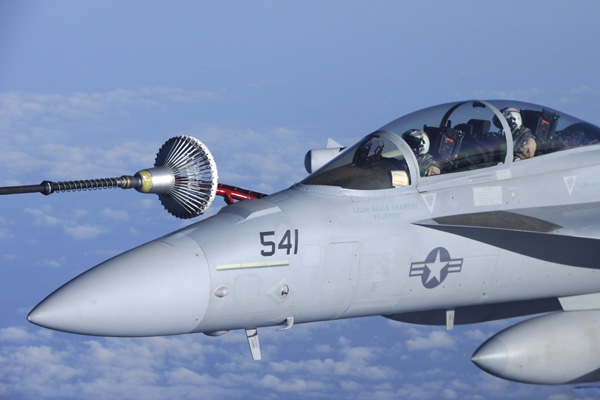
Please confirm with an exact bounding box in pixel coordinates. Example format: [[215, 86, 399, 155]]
[[0, 135, 256, 219]]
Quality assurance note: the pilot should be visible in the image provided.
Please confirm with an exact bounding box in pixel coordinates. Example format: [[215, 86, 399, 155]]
[[501, 107, 537, 160], [402, 129, 441, 176]]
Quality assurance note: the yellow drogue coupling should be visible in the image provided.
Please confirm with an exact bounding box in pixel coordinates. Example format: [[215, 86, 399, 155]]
[[134, 166, 175, 194]]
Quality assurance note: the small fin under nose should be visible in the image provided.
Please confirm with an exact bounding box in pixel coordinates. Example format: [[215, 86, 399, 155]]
[[245, 328, 261, 361], [446, 309, 455, 330]]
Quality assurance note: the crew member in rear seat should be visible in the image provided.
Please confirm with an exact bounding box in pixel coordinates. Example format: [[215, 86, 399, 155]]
[[501, 107, 537, 160]]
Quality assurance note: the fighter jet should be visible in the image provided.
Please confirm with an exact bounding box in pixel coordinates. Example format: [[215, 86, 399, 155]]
[[6, 99, 600, 385]]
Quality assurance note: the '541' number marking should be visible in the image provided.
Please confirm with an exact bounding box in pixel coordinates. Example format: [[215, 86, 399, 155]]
[[260, 229, 299, 256]]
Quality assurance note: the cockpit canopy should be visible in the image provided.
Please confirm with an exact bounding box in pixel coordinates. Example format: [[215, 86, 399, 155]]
[[303, 100, 600, 190]]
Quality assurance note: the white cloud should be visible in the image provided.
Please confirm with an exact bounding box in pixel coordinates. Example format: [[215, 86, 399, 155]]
[[258, 374, 328, 392], [23, 205, 109, 240], [0, 88, 213, 128], [443, 388, 457, 399], [463, 329, 488, 341], [339, 379, 361, 391], [406, 330, 457, 351], [40, 256, 67, 267], [0, 228, 15, 239], [315, 344, 332, 354], [548, 396, 571, 400], [269, 341, 395, 382], [338, 336, 351, 346], [0, 320, 582, 400], [0, 88, 216, 191], [64, 224, 107, 240], [24, 207, 62, 227], [166, 367, 214, 386], [100, 207, 130, 221], [0, 326, 37, 341]]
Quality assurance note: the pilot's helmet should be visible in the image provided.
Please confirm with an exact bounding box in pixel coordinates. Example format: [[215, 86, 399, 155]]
[[501, 107, 523, 132], [402, 129, 430, 156]]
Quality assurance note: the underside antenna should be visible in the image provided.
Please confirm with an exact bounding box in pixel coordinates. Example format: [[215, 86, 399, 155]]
[[0, 136, 264, 219]]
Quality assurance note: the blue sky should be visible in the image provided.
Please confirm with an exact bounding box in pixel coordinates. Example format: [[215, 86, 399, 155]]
[[2, 1, 600, 399]]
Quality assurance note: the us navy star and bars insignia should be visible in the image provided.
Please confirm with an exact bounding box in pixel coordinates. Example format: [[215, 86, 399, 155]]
[[409, 247, 463, 289]]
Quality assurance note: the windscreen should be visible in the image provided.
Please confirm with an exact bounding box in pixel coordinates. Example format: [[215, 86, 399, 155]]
[[302, 132, 410, 190]]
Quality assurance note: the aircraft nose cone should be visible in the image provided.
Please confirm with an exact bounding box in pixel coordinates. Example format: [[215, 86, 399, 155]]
[[28, 240, 210, 336]]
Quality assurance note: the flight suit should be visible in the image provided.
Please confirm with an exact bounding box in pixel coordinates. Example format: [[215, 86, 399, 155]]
[[513, 127, 537, 160]]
